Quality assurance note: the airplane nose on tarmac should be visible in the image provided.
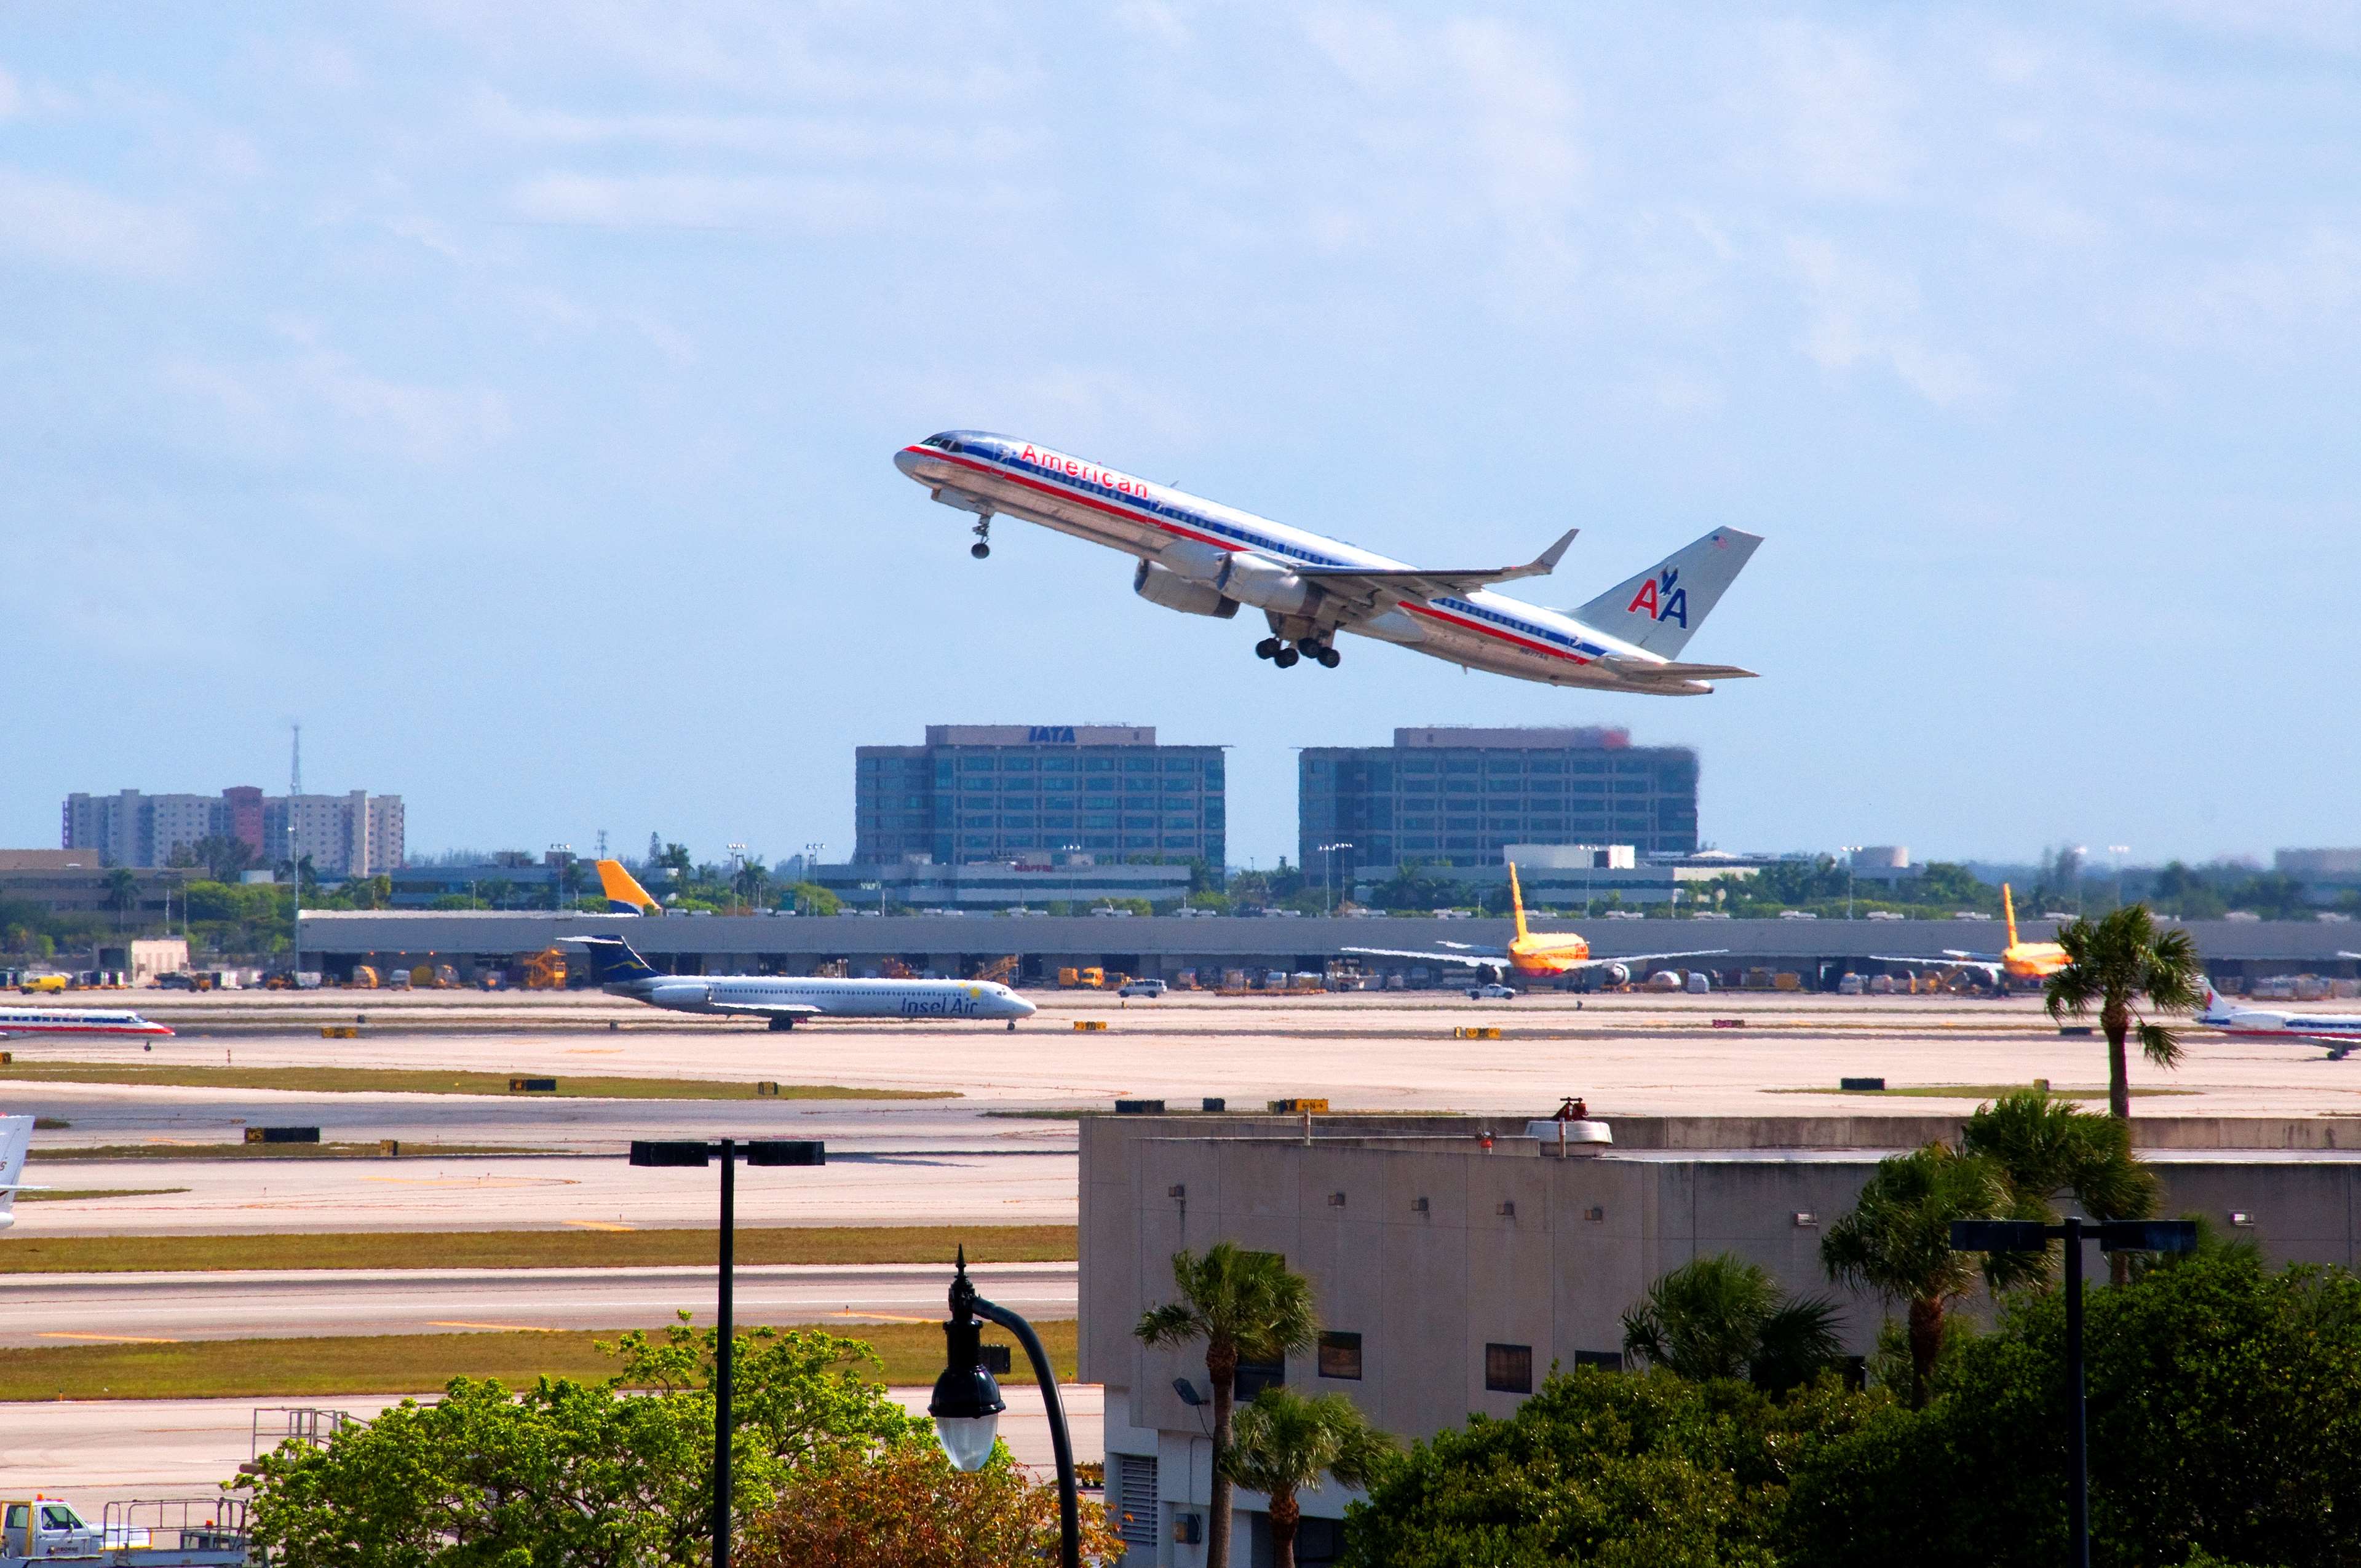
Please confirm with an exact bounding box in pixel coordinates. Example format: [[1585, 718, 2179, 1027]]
[[1010, 993, 1038, 1018]]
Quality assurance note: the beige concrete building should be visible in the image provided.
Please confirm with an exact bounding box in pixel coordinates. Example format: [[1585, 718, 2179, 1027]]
[[1081, 1112, 2361, 1566]]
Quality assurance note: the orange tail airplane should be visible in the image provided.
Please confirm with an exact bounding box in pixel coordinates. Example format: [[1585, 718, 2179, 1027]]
[[1871, 884, 2069, 986], [1343, 862, 1728, 983]]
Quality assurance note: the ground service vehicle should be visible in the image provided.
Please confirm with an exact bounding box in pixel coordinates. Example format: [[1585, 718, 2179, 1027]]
[[1117, 978, 1167, 999]]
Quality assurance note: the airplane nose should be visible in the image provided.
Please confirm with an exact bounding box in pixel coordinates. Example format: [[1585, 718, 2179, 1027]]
[[1013, 995, 1038, 1017], [894, 446, 924, 478]]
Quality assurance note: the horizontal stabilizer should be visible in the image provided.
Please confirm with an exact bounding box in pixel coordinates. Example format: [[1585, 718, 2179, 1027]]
[[1601, 657, 1760, 683]]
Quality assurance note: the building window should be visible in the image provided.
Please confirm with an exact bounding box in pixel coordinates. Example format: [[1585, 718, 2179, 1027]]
[[1571, 1350, 1624, 1371], [1485, 1342, 1533, 1393], [1317, 1332, 1363, 1380], [1114, 1454, 1159, 1548], [1236, 1355, 1286, 1399], [1296, 1517, 1344, 1564]]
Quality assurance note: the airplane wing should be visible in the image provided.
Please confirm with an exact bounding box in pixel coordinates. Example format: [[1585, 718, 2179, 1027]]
[[705, 1002, 825, 1019], [1871, 953, 2006, 978], [1295, 529, 1577, 610], [1342, 946, 1512, 967], [1559, 948, 1729, 971]]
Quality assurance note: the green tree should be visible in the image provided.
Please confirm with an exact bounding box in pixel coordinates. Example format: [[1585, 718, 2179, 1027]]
[[1135, 1243, 1319, 1568], [1339, 1366, 1877, 1568], [1961, 1087, 2158, 1243], [782, 882, 839, 917], [2044, 903, 2208, 1120], [188, 834, 259, 883], [1820, 1143, 2026, 1407], [1621, 1253, 1845, 1395], [1785, 1249, 2361, 1568], [245, 1320, 918, 1567], [1223, 1388, 1395, 1568], [102, 867, 138, 929]]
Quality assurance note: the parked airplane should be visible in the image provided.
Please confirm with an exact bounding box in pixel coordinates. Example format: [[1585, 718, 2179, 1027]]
[[0, 1007, 172, 1040], [1870, 885, 2069, 989], [561, 935, 1036, 1031], [2196, 981, 2361, 1059], [894, 432, 1763, 694], [1341, 863, 1726, 986], [0, 1115, 46, 1230]]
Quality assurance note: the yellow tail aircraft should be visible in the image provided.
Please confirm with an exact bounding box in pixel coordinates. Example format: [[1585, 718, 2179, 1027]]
[[1343, 862, 1728, 985], [1871, 883, 2070, 986], [593, 860, 664, 915]]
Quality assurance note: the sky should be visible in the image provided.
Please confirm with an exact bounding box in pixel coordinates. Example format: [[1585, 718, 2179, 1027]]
[[6, 2, 2357, 872]]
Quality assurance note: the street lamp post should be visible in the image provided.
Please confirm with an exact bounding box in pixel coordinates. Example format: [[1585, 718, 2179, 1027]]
[[2108, 845, 2130, 911], [550, 844, 572, 912], [1840, 846, 1862, 920], [1950, 1216, 2196, 1567], [629, 1137, 827, 1568], [1318, 841, 1353, 916], [932, 1248, 1079, 1568]]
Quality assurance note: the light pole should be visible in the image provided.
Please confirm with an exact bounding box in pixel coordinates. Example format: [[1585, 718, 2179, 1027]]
[[1318, 841, 1353, 916], [549, 844, 572, 912], [1841, 845, 1862, 920], [1060, 841, 1082, 916], [2072, 844, 2089, 918], [1950, 1216, 2196, 1568], [801, 844, 823, 914], [2108, 845, 2130, 911], [932, 1248, 1079, 1568], [629, 1136, 827, 1568]]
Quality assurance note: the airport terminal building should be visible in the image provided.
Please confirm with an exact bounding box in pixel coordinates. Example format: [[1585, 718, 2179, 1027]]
[[854, 725, 1226, 869], [1298, 727, 1700, 884]]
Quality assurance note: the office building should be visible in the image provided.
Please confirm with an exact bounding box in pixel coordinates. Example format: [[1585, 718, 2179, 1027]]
[[1298, 727, 1700, 880], [854, 725, 1225, 868], [64, 787, 402, 876]]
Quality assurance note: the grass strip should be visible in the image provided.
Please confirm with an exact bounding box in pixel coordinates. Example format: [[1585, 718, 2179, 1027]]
[[16, 1188, 190, 1203], [0, 1223, 1076, 1275], [1770, 1083, 2197, 1099], [0, 1320, 1078, 1402], [0, 1061, 953, 1101], [36, 1142, 551, 1163]]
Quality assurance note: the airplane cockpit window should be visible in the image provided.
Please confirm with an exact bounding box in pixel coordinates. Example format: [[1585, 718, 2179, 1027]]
[[923, 432, 967, 453]]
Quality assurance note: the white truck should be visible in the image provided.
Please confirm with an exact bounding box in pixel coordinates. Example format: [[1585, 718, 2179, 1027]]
[[1, 1498, 247, 1565]]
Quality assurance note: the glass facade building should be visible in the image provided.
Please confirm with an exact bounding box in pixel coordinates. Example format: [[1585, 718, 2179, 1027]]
[[854, 725, 1226, 867], [1299, 726, 1699, 879]]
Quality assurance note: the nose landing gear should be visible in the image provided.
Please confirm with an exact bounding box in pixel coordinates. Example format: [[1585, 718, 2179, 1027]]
[[969, 517, 992, 559]]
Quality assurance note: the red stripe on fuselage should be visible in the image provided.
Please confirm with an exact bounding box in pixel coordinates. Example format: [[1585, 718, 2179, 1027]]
[[913, 448, 1592, 667]]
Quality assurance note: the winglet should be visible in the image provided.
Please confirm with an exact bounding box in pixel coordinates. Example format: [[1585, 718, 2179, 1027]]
[[1496, 529, 1577, 584]]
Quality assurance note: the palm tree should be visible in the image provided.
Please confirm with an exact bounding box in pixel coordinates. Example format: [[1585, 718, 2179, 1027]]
[[1620, 1253, 1844, 1395], [101, 868, 138, 930], [1221, 1388, 1394, 1568], [1822, 1142, 2027, 1408], [1135, 1243, 1319, 1568], [1963, 1087, 2157, 1229], [2044, 903, 2207, 1120]]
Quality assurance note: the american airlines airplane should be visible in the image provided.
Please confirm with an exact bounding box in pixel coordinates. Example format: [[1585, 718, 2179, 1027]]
[[2196, 981, 2361, 1060], [894, 432, 1763, 693], [0, 1007, 172, 1040], [562, 935, 1037, 1031]]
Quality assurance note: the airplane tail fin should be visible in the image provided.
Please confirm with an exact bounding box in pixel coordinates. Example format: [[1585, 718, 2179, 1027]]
[[569, 934, 661, 984], [595, 860, 661, 914], [1509, 862, 1530, 941], [0, 1114, 33, 1232], [2003, 884, 2020, 949], [1573, 528, 1762, 658]]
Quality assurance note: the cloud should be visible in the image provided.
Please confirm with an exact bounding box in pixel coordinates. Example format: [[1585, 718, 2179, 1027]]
[[1788, 235, 1989, 405], [0, 66, 18, 119], [161, 337, 512, 464], [469, 90, 1031, 164], [1758, 22, 1919, 200], [0, 167, 200, 279]]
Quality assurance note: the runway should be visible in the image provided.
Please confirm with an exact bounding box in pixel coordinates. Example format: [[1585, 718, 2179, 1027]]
[[1, 1384, 1103, 1525], [0, 1261, 1076, 1345]]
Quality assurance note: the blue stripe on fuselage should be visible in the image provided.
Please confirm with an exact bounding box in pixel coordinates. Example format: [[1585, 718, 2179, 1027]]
[[949, 442, 1611, 662]]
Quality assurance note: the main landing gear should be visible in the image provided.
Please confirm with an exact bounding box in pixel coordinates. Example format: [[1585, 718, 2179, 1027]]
[[768, 1016, 796, 1031], [969, 517, 992, 559], [1256, 635, 1339, 670]]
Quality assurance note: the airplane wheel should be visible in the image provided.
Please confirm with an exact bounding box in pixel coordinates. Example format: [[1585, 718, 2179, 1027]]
[[1255, 638, 1280, 660], [970, 542, 990, 560], [1274, 647, 1301, 668], [1316, 647, 1341, 669]]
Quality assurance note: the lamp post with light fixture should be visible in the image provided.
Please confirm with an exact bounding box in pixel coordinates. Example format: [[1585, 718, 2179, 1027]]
[[931, 1248, 1079, 1568], [628, 1136, 825, 1568]]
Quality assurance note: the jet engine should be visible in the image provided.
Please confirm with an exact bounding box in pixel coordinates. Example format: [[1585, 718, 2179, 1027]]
[[1133, 560, 1240, 619], [1598, 962, 1632, 986], [1156, 539, 1315, 617]]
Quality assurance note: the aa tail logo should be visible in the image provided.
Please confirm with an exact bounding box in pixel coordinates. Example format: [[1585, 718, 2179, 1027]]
[[1625, 568, 1687, 628]]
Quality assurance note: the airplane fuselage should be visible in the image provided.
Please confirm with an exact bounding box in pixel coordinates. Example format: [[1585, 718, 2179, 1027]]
[[895, 432, 1710, 693], [606, 975, 1035, 1023], [2199, 998, 2361, 1058], [0, 1008, 172, 1039]]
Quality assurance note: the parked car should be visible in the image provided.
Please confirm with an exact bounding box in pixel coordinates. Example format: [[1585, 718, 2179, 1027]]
[[1117, 978, 1167, 999]]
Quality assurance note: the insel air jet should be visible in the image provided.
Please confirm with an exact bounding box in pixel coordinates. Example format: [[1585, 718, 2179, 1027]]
[[561, 935, 1037, 1031], [894, 433, 1763, 694]]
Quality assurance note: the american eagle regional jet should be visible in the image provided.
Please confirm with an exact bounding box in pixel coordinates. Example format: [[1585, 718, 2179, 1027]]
[[894, 432, 1763, 694]]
